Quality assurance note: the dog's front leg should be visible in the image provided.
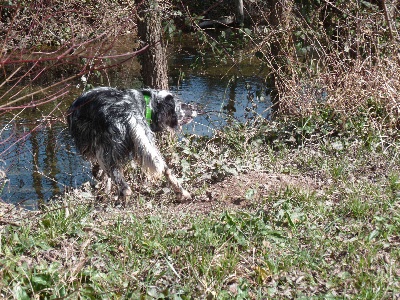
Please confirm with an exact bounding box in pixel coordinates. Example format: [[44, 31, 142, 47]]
[[91, 163, 112, 193], [164, 168, 191, 200], [111, 168, 132, 197]]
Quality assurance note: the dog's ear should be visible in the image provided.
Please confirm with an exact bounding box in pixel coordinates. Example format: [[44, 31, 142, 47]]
[[151, 93, 179, 132]]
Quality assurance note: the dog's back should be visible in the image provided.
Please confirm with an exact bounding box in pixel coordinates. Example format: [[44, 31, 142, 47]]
[[68, 86, 165, 173], [67, 87, 195, 199]]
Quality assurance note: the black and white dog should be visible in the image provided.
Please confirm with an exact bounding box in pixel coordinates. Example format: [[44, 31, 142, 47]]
[[67, 87, 198, 200]]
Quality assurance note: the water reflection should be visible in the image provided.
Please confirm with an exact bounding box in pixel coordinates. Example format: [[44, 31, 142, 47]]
[[172, 74, 271, 135], [0, 120, 91, 209], [1, 57, 271, 209]]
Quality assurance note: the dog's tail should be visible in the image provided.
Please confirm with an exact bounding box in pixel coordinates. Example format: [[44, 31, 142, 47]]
[[129, 117, 166, 178]]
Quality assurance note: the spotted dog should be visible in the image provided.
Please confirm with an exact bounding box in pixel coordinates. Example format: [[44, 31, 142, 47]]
[[67, 87, 198, 200]]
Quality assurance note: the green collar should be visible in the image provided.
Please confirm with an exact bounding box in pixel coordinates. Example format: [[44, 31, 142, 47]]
[[143, 94, 152, 124]]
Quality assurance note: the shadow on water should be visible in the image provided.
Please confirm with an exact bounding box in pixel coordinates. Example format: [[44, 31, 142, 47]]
[[0, 45, 272, 209]]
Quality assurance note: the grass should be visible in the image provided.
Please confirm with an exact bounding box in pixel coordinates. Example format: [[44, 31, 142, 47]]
[[1, 108, 400, 299], [1, 1, 399, 298]]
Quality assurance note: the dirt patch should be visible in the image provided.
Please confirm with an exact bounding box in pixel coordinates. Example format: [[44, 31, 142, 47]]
[[1, 171, 322, 222], [169, 170, 323, 215], [209, 171, 318, 202]]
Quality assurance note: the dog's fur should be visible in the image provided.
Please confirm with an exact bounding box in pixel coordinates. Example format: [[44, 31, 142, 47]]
[[67, 87, 197, 200]]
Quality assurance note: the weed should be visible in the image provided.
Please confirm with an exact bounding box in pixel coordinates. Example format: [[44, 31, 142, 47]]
[[1, 1, 399, 298]]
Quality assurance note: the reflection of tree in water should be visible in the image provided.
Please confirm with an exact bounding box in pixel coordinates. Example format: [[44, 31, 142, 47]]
[[44, 125, 60, 200], [30, 128, 44, 205], [224, 75, 237, 125], [223, 75, 270, 123], [28, 123, 61, 208]]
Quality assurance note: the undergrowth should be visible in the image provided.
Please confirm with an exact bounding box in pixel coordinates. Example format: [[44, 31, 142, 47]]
[[1, 0, 399, 298], [1, 104, 399, 298]]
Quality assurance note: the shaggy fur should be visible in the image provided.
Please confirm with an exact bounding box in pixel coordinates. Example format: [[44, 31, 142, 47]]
[[67, 87, 197, 199]]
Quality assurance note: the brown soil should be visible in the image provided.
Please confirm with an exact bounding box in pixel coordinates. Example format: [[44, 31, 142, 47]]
[[0, 170, 322, 223], [169, 170, 322, 216]]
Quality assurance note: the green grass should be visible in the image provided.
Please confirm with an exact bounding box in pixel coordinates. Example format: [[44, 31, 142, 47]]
[[1, 112, 400, 299], [1, 1, 399, 297]]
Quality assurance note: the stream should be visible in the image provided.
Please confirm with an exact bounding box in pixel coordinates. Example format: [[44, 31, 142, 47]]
[[0, 46, 272, 209]]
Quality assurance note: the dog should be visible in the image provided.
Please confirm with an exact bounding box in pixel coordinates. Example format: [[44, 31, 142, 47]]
[[67, 86, 198, 200]]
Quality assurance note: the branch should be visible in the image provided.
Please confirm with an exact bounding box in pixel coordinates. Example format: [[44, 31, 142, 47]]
[[0, 44, 149, 110], [0, 49, 146, 65], [381, 0, 396, 41], [0, 88, 70, 111], [0, 74, 79, 110]]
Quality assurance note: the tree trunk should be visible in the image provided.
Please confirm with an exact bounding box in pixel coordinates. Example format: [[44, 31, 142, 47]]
[[236, 0, 244, 26], [266, 0, 294, 114], [136, 0, 169, 90]]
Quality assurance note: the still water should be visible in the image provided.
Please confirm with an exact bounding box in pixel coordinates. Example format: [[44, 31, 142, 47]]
[[0, 52, 271, 209]]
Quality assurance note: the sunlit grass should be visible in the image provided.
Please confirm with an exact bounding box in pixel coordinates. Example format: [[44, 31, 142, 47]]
[[1, 108, 400, 298], [1, 0, 399, 298]]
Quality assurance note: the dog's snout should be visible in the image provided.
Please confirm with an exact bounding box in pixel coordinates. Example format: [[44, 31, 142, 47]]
[[181, 103, 204, 116], [178, 103, 203, 125]]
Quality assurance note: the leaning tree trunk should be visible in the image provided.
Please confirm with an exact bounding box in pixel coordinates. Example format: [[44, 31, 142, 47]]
[[136, 0, 169, 90]]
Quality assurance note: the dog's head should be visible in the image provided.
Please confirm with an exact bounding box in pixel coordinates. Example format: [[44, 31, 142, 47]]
[[146, 90, 201, 132]]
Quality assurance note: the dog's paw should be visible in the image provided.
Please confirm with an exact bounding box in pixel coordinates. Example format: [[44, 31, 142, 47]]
[[177, 189, 192, 201], [122, 187, 132, 196]]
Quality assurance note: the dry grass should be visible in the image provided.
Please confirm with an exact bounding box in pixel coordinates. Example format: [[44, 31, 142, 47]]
[[247, 0, 400, 130], [277, 56, 400, 126], [0, 0, 137, 51], [1, 119, 400, 298], [0, 1, 399, 298]]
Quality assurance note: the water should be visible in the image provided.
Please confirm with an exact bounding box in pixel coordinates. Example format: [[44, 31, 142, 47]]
[[0, 50, 271, 209]]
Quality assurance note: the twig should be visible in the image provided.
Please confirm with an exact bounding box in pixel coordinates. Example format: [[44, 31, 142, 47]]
[[0, 66, 22, 89], [0, 219, 21, 226], [0, 74, 79, 110], [381, 0, 396, 41]]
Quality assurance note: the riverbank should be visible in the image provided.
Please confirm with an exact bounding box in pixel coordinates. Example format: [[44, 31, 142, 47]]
[[1, 1, 399, 297], [1, 114, 399, 298]]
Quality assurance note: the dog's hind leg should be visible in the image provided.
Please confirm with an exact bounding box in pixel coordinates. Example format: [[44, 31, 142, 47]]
[[164, 168, 191, 200], [111, 167, 132, 197], [92, 163, 106, 181], [91, 163, 111, 193], [95, 150, 131, 198]]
